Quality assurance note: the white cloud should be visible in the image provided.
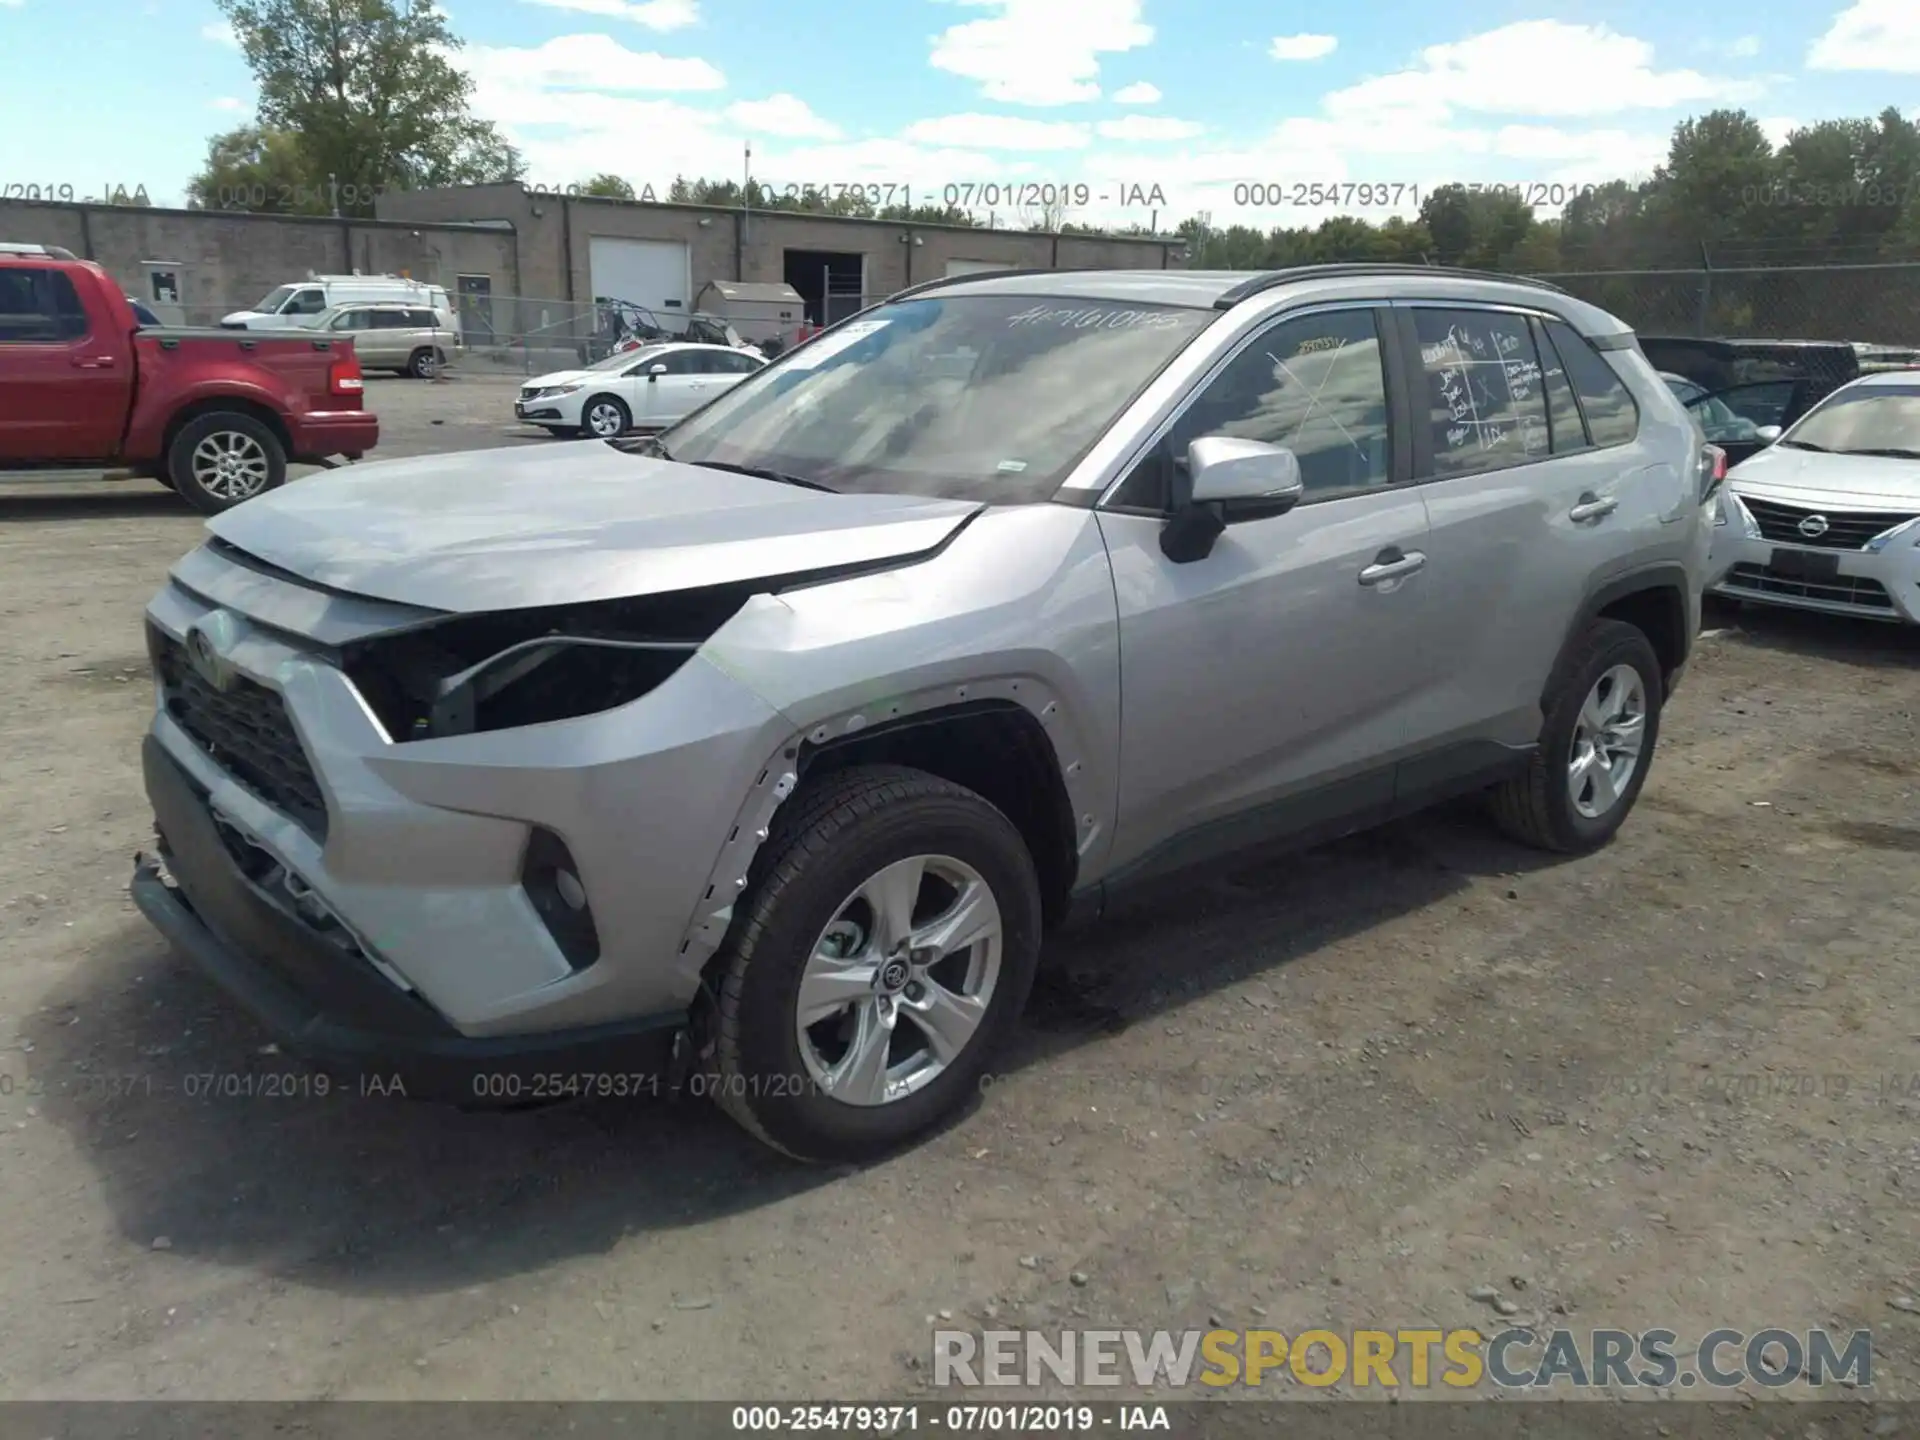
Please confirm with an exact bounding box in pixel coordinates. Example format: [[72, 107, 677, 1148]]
[[902, 113, 1092, 149], [201, 19, 237, 44], [929, 0, 1152, 105], [462, 33, 725, 104], [1269, 34, 1337, 62], [1758, 115, 1803, 147], [1808, 0, 1920, 71], [1096, 114, 1204, 141], [520, 0, 697, 30], [725, 93, 841, 139], [1727, 35, 1760, 58], [208, 96, 247, 111], [1326, 20, 1755, 124], [0, 0, 27, 10], [1112, 81, 1161, 104]]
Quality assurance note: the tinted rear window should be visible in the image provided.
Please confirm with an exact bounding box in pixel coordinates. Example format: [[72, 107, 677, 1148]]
[[1543, 320, 1639, 448]]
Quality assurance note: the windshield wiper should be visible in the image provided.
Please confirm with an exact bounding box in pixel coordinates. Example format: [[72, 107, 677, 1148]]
[[1777, 439, 1828, 451], [1837, 446, 1920, 459], [682, 458, 836, 493]]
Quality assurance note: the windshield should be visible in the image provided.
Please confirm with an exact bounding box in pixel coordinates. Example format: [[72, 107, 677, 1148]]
[[656, 294, 1216, 502], [253, 284, 297, 313], [1784, 386, 1920, 454], [587, 344, 667, 373]]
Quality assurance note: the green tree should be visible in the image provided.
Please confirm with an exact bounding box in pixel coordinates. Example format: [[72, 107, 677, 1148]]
[[201, 0, 522, 217], [579, 173, 636, 200], [186, 125, 321, 213]]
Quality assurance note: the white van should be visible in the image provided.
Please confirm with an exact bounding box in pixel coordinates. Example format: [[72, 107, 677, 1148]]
[[221, 275, 458, 333]]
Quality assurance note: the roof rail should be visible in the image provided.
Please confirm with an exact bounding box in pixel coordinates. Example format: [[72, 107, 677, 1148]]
[[1212, 263, 1568, 310]]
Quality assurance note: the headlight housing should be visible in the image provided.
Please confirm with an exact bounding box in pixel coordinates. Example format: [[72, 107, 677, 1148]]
[[1864, 515, 1920, 553], [552, 382, 585, 396], [339, 585, 761, 741]]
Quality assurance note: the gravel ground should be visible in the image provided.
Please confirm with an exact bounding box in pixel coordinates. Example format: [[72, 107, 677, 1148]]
[[1, 376, 1917, 1402]]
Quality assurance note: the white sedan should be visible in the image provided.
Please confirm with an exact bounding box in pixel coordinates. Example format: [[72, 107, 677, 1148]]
[[1709, 371, 1920, 623], [514, 342, 765, 439]]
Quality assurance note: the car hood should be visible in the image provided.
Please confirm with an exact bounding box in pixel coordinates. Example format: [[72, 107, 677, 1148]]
[[1728, 445, 1920, 508], [205, 444, 983, 612], [523, 369, 600, 390]]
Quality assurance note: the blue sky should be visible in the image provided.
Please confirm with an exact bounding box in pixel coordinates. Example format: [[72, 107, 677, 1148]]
[[1, 0, 1917, 227]]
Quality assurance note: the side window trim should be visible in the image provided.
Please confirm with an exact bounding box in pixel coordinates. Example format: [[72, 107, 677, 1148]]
[[1094, 300, 1405, 515]]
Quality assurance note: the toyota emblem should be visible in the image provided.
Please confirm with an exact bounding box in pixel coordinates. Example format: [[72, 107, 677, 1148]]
[[184, 611, 240, 691], [1797, 513, 1830, 539]]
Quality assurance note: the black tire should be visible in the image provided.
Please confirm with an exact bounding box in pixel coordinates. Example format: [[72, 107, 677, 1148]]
[[407, 347, 440, 379], [166, 411, 287, 515], [581, 394, 630, 439], [1490, 619, 1664, 854], [709, 764, 1042, 1163]]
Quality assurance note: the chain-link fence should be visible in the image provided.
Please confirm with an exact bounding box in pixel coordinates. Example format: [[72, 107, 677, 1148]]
[[1528, 262, 1920, 346]]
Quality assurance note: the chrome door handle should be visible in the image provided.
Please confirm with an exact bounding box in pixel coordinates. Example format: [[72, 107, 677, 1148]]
[[72, 355, 116, 369], [1570, 495, 1618, 522], [1358, 550, 1426, 586]]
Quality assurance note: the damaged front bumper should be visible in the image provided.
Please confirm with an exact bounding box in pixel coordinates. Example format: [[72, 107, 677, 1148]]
[[133, 737, 689, 1103], [136, 558, 802, 1087]]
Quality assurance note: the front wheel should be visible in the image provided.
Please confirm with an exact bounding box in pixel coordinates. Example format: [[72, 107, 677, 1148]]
[[1489, 618, 1664, 854], [166, 411, 287, 514], [581, 394, 630, 439], [708, 765, 1042, 1163]]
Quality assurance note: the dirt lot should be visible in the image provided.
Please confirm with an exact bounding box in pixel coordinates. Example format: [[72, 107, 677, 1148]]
[[1, 374, 1918, 1402]]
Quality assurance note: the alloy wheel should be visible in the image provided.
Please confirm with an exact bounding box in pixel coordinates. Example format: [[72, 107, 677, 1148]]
[[190, 430, 271, 500], [1567, 663, 1647, 820], [794, 855, 1004, 1107]]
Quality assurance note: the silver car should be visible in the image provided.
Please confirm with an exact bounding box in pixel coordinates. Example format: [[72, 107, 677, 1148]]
[[1709, 371, 1920, 622], [132, 265, 1714, 1160], [313, 300, 461, 378]]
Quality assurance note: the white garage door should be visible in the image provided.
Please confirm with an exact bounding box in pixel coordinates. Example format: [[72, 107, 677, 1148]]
[[589, 237, 690, 317], [945, 259, 1008, 277]]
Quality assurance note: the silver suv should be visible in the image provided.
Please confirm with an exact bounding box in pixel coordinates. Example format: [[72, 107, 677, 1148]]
[[131, 265, 1717, 1161]]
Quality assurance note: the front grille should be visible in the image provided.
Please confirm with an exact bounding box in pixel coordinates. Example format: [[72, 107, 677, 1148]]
[[1723, 563, 1895, 612], [152, 631, 330, 840], [1741, 496, 1918, 550]]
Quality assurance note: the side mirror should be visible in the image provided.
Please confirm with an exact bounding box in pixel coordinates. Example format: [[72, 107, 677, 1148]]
[[648, 362, 668, 380], [1755, 425, 1782, 443], [1160, 436, 1305, 564]]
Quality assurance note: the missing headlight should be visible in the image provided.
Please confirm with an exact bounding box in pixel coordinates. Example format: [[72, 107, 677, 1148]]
[[341, 582, 762, 741]]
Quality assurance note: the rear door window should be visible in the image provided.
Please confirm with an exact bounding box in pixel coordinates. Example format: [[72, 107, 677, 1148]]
[[1411, 307, 1553, 479]]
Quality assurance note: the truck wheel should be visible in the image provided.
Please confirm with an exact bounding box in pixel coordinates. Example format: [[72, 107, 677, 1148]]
[[708, 764, 1042, 1163], [1489, 619, 1663, 854], [168, 412, 287, 514], [582, 395, 630, 438], [408, 347, 441, 379]]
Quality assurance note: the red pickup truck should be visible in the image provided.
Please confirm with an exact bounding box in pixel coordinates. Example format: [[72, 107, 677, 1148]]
[[0, 255, 378, 514]]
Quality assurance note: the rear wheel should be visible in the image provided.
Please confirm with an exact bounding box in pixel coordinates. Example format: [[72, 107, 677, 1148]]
[[1490, 619, 1663, 853], [708, 764, 1042, 1163], [167, 411, 287, 515], [408, 346, 441, 379], [582, 394, 630, 439]]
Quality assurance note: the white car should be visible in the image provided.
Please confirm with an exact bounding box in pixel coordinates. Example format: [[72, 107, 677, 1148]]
[[514, 342, 765, 439], [1709, 371, 1920, 623]]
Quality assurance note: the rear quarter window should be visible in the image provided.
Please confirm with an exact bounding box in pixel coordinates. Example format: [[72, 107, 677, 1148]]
[[1543, 319, 1639, 448]]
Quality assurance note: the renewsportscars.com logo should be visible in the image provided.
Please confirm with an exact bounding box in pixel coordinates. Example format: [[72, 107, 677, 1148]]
[[933, 1327, 1873, 1391]]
